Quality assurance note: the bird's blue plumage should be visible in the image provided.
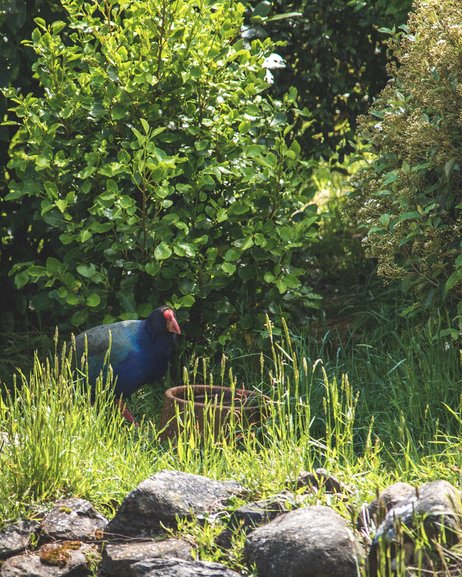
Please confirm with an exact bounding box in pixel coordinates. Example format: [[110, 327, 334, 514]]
[[75, 307, 179, 399]]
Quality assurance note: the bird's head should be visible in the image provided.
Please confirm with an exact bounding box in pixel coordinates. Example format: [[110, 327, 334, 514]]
[[147, 306, 181, 337]]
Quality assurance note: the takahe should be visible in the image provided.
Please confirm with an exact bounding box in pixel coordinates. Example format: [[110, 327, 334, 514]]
[[75, 306, 180, 425]]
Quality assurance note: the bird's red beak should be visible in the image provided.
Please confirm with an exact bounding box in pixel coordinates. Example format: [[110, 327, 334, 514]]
[[164, 309, 181, 334]]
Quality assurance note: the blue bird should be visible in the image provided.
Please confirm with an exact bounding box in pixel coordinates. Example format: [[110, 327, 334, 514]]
[[75, 306, 181, 425]]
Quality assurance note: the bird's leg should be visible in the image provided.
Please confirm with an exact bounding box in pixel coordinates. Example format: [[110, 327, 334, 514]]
[[115, 398, 139, 428]]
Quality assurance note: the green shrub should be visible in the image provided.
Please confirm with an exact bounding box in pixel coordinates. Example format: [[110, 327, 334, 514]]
[[0, 0, 66, 326], [350, 0, 462, 327], [244, 0, 412, 158], [5, 0, 319, 343]]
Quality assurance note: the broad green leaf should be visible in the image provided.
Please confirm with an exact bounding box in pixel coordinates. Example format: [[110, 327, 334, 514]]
[[36, 155, 50, 170], [60, 233, 74, 245], [77, 263, 97, 278], [131, 127, 146, 145], [224, 248, 241, 261], [283, 274, 301, 288], [14, 271, 29, 289], [55, 199, 67, 213], [86, 293, 101, 307], [177, 294, 195, 307], [154, 242, 172, 260], [174, 242, 196, 257], [44, 181, 58, 198], [145, 262, 160, 276], [80, 230, 92, 243], [71, 310, 89, 327], [140, 118, 150, 133], [90, 222, 112, 233], [77, 166, 95, 179], [445, 270, 462, 294], [253, 1, 271, 17], [66, 294, 81, 305], [46, 257, 62, 275], [245, 144, 265, 157], [119, 195, 134, 209], [276, 279, 287, 293], [234, 237, 254, 250], [221, 262, 236, 274], [112, 105, 126, 120], [98, 163, 125, 177], [152, 127, 167, 137], [216, 208, 227, 223], [230, 202, 249, 215], [28, 265, 46, 277]]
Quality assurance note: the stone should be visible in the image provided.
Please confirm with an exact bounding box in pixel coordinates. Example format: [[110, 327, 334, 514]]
[[0, 541, 98, 577], [130, 557, 243, 577], [245, 505, 364, 577], [297, 468, 354, 496], [357, 482, 414, 536], [100, 538, 193, 577], [41, 498, 108, 542], [105, 470, 245, 538], [375, 480, 462, 543], [230, 490, 296, 529], [0, 521, 40, 560], [369, 480, 462, 576], [216, 491, 296, 548]]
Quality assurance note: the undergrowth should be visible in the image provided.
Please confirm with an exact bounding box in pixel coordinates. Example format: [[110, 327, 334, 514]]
[[0, 314, 460, 529], [0, 309, 461, 576]]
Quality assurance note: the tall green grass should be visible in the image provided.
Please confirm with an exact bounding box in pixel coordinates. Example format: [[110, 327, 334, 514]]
[[0, 343, 159, 521], [0, 314, 461, 575], [1, 314, 460, 517]]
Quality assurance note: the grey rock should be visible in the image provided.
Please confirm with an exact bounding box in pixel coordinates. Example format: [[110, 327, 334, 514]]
[[245, 505, 364, 577], [375, 480, 461, 543], [216, 491, 296, 548], [297, 468, 354, 496], [106, 470, 245, 538], [357, 482, 414, 536], [0, 541, 98, 577], [369, 480, 462, 576], [131, 557, 243, 577], [231, 490, 296, 528], [41, 498, 108, 542], [101, 538, 192, 577], [0, 521, 40, 560]]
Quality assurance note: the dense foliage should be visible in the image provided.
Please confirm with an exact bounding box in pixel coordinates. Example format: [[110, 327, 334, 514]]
[[0, 0, 66, 323], [245, 0, 412, 157], [0, 0, 414, 334], [4, 0, 319, 341], [351, 0, 462, 329], [0, 0, 64, 144]]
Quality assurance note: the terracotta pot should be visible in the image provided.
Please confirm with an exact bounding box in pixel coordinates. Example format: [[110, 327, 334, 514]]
[[159, 384, 265, 440]]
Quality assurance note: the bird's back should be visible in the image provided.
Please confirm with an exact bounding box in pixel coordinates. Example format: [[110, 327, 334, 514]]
[[75, 320, 141, 390], [75, 319, 174, 398]]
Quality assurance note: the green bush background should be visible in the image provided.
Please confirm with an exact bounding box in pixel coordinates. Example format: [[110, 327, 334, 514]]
[[246, 0, 413, 157], [351, 0, 462, 333], [4, 0, 320, 343], [0, 0, 414, 343]]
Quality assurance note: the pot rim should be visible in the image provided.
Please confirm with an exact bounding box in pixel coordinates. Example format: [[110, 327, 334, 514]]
[[164, 384, 261, 409]]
